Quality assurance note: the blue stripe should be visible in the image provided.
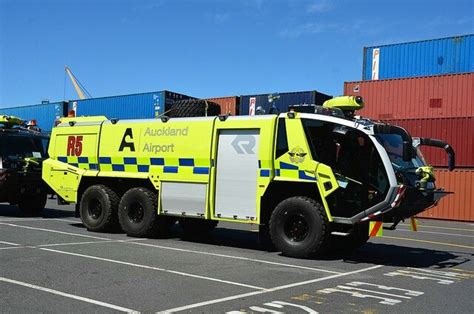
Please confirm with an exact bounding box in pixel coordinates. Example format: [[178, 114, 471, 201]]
[[124, 157, 137, 165], [275, 169, 281, 176], [78, 157, 89, 163], [260, 169, 270, 177], [298, 170, 317, 181], [89, 164, 98, 170], [138, 165, 149, 172], [150, 158, 165, 166], [112, 164, 125, 171], [163, 166, 178, 173], [280, 162, 298, 170], [58, 157, 67, 163], [70, 163, 78, 168], [193, 167, 209, 175], [99, 157, 111, 164], [179, 158, 194, 166]]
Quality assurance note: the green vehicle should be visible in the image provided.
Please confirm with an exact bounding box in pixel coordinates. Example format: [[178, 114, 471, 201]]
[[0, 115, 50, 215]]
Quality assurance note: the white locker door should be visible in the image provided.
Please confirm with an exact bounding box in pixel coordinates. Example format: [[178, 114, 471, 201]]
[[215, 129, 260, 220]]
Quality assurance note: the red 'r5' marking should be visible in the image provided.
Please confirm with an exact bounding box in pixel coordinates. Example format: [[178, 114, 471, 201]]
[[67, 136, 83, 156]]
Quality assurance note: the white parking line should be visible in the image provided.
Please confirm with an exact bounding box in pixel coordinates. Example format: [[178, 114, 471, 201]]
[[0, 218, 80, 223], [162, 265, 383, 313], [0, 277, 138, 313], [130, 241, 342, 275], [395, 228, 474, 238], [0, 239, 146, 251], [0, 241, 21, 246], [40, 248, 266, 290], [0, 223, 110, 240]]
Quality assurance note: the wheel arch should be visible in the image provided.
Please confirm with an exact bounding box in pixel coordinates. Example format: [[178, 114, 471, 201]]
[[260, 181, 324, 226]]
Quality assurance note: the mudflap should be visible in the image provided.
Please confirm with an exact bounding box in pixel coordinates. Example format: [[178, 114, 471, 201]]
[[383, 187, 452, 223]]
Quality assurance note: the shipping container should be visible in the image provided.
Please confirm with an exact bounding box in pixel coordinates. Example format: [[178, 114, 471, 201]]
[[417, 168, 474, 222], [363, 34, 474, 80], [69, 91, 193, 120], [344, 73, 474, 119], [205, 96, 239, 115], [239, 91, 332, 116], [0, 101, 67, 132], [384, 117, 474, 168]]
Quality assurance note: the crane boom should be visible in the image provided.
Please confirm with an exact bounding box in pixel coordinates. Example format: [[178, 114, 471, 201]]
[[65, 66, 90, 100]]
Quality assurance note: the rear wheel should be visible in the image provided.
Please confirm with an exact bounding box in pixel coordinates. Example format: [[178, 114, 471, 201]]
[[79, 185, 119, 232], [118, 187, 169, 237], [18, 193, 47, 216], [269, 196, 329, 258]]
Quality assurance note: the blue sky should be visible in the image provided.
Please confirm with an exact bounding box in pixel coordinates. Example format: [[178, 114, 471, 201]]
[[0, 0, 473, 107]]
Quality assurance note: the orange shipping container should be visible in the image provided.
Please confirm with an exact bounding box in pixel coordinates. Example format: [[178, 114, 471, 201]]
[[205, 96, 239, 116], [417, 169, 474, 222], [344, 73, 474, 119]]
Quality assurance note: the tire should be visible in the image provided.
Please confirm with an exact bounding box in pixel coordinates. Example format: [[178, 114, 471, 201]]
[[17, 193, 47, 216], [179, 218, 218, 237], [79, 185, 120, 232], [269, 196, 329, 258], [118, 187, 167, 237], [168, 99, 221, 118], [331, 222, 369, 255]]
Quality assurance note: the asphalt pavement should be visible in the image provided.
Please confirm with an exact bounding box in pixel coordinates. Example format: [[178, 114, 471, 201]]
[[1, 200, 473, 313]]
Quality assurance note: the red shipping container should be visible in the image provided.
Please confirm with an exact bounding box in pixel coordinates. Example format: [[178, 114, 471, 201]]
[[344, 73, 474, 119], [417, 169, 474, 222], [205, 96, 239, 115], [384, 117, 474, 168]]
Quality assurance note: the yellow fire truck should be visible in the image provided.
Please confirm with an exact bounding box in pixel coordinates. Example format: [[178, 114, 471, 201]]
[[42, 97, 454, 258]]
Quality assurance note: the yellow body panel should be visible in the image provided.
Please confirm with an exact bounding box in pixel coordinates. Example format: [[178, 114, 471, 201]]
[[43, 114, 339, 225]]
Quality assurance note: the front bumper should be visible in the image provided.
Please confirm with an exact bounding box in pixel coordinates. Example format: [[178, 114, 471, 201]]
[[382, 186, 451, 223]]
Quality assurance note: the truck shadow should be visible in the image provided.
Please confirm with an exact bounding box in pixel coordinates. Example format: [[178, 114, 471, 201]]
[[0, 203, 76, 219], [175, 227, 472, 269], [342, 242, 473, 269]]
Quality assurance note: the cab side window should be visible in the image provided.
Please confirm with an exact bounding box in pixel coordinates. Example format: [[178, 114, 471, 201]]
[[275, 118, 288, 159], [301, 119, 337, 167]]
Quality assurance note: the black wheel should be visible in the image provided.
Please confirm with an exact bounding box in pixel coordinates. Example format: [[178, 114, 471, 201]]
[[269, 196, 329, 258], [168, 99, 221, 117], [79, 185, 119, 232], [331, 222, 369, 255], [179, 218, 218, 237], [17, 193, 47, 216], [118, 187, 168, 237]]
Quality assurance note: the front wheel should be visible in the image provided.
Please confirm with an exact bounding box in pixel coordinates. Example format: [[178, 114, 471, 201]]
[[269, 196, 329, 258]]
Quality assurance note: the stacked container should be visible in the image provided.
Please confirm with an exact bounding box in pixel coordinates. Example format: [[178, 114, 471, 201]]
[[0, 101, 68, 132], [345, 34, 474, 221], [69, 90, 193, 120], [204, 96, 239, 115]]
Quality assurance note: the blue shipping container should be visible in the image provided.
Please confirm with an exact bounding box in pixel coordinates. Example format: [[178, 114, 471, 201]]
[[239, 91, 332, 116], [362, 34, 474, 80], [69, 90, 193, 120], [0, 102, 67, 132]]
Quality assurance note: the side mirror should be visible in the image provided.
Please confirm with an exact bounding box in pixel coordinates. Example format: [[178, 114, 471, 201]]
[[402, 141, 413, 162]]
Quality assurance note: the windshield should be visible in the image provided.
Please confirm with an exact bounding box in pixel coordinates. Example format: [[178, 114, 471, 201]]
[[0, 135, 49, 161], [375, 134, 426, 170]]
